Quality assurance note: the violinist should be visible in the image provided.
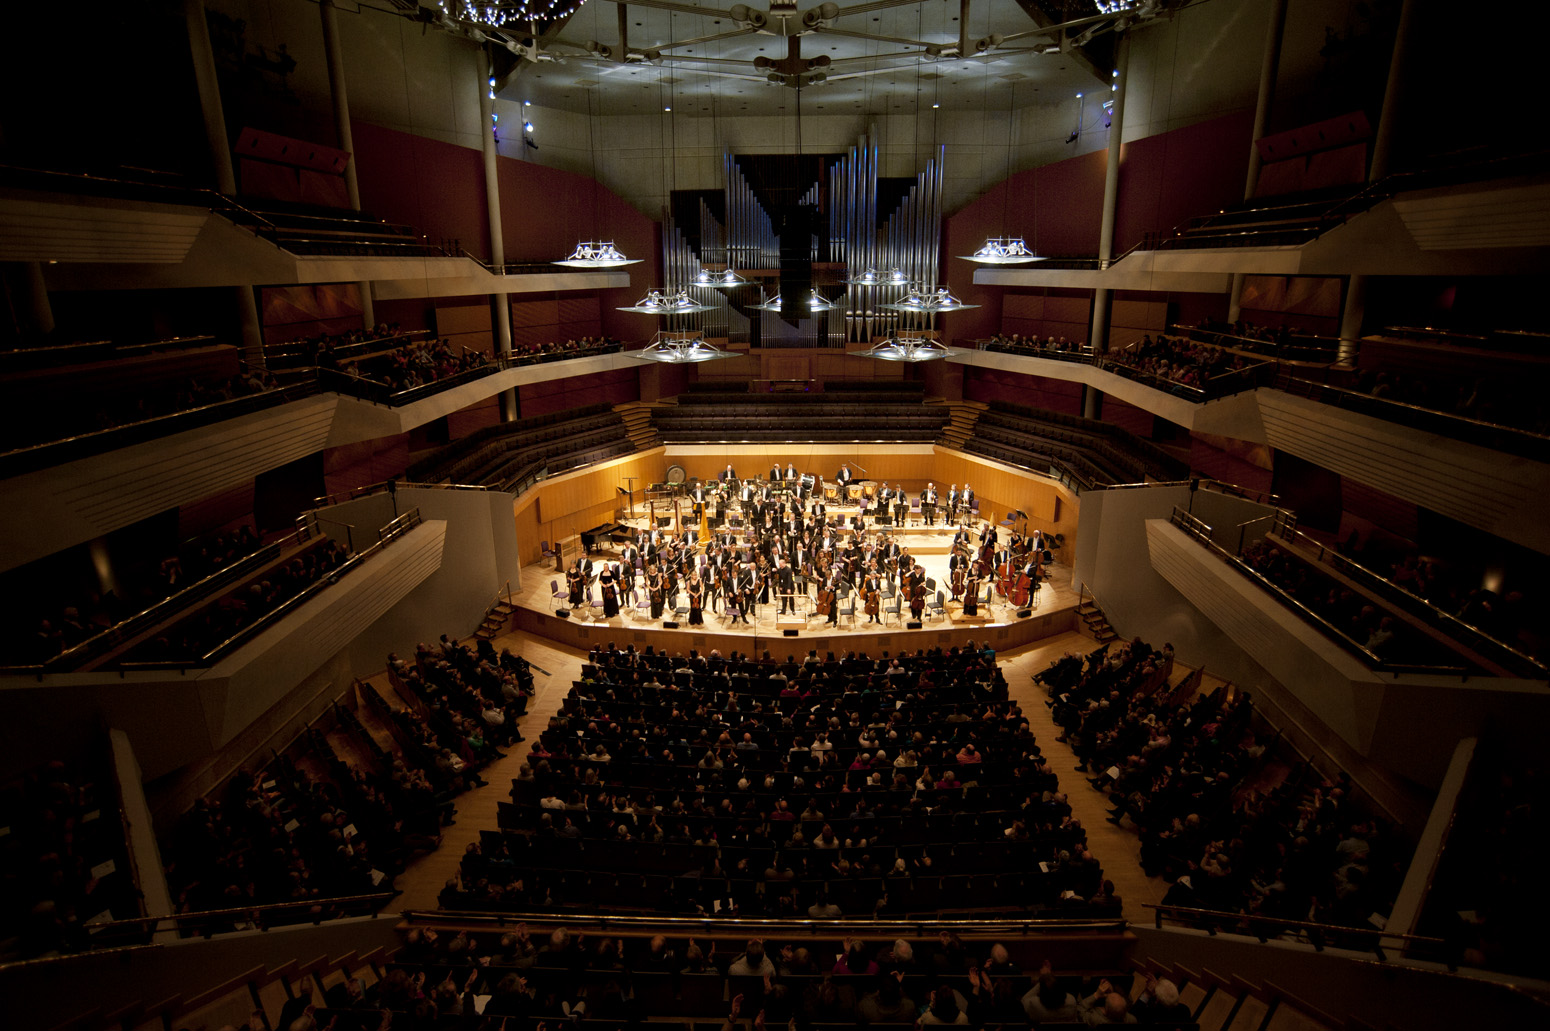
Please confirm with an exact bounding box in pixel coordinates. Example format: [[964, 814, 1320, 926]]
[[963, 571, 981, 617], [599, 563, 619, 619], [567, 559, 585, 608], [686, 574, 705, 626], [647, 566, 665, 620]]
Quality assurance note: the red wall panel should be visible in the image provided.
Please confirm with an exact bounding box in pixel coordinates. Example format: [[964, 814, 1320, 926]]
[[351, 120, 491, 259]]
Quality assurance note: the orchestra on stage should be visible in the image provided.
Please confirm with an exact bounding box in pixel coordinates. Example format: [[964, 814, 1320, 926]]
[[560, 463, 1054, 628]]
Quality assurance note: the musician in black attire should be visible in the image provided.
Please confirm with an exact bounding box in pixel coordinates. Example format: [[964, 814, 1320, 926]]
[[776, 559, 797, 615]]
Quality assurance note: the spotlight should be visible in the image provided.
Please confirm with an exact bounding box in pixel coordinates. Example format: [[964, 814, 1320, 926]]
[[1066, 130, 1079, 144]]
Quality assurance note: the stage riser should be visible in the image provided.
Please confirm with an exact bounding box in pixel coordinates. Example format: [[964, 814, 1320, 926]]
[[514, 604, 1079, 656]]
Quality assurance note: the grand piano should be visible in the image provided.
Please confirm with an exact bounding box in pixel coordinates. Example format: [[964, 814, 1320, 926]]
[[580, 522, 632, 553]]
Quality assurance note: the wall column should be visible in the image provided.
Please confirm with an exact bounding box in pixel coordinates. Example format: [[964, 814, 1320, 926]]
[[184, 0, 264, 367], [1227, 0, 1289, 322], [319, 0, 375, 330], [478, 57, 517, 422], [1087, 28, 1131, 373], [23, 261, 55, 339], [1339, 0, 1418, 360]]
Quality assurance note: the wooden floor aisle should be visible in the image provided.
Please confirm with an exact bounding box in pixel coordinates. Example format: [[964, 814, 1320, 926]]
[[386, 625, 1206, 924]]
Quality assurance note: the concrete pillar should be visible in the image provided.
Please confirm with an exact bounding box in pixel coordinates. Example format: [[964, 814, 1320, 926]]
[[185, 0, 264, 366], [478, 58, 516, 421], [23, 261, 54, 338], [1227, 0, 1289, 323], [1369, 0, 1419, 182], [1340, 0, 1418, 361], [1088, 29, 1131, 363], [183, 0, 235, 196], [319, 0, 375, 330]]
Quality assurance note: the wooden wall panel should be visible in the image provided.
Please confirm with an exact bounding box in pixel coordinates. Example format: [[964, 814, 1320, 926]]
[[513, 449, 666, 564], [436, 303, 492, 335]]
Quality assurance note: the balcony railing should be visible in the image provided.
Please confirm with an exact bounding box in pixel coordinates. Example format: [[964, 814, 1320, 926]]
[[113, 509, 423, 673], [1167, 506, 1473, 678], [72, 892, 400, 951], [1272, 370, 1550, 464], [1142, 903, 1456, 969]]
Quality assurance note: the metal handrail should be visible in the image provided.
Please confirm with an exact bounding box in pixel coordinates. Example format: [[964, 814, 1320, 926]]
[[1142, 903, 1454, 967], [1168, 507, 1470, 678], [1273, 371, 1550, 463], [1268, 526, 1548, 680], [113, 510, 424, 672], [404, 909, 1128, 937], [75, 892, 400, 948]]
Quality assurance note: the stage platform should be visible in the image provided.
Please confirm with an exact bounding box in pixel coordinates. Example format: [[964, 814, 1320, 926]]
[[512, 517, 1081, 655]]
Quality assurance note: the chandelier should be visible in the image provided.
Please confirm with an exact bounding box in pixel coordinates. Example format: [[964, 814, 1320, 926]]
[[692, 267, 751, 288], [881, 286, 980, 313], [845, 267, 911, 286], [859, 336, 964, 363], [960, 237, 1045, 265], [617, 288, 715, 314], [751, 289, 842, 313], [634, 331, 736, 364], [555, 241, 642, 268]]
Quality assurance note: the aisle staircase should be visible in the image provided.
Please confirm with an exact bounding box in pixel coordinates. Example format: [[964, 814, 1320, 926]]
[[1132, 959, 1341, 1031], [1078, 587, 1120, 643], [615, 400, 665, 450], [146, 948, 393, 1031], [935, 398, 987, 448], [473, 588, 516, 641]]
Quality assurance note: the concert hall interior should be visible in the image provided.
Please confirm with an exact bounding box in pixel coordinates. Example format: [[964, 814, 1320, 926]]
[[1, 0, 1549, 1028]]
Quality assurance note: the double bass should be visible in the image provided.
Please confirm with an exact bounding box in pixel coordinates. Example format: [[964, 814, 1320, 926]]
[[864, 581, 881, 618], [815, 580, 836, 618], [1011, 570, 1034, 608]]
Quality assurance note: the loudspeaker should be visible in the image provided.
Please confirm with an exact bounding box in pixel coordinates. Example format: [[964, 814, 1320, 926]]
[[1017, 608, 1033, 619], [783, 629, 799, 637], [555, 609, 570, 619], [906, 620, 923, 629], [663, 620, 680, 629]]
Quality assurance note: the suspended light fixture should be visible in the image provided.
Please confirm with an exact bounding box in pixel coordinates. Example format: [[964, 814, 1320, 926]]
[[617, 288, 715, 314], [751, 289, 842, 313], [960, 236, 1046, 265], [692, 266, 751, 288], [634, 331, 736, 364], [859, 336, 964, 363], [557, 85, 639, 268], [845, 267, 912, 286], [556, 241, 642, 268], [881, 286, 980, 313]]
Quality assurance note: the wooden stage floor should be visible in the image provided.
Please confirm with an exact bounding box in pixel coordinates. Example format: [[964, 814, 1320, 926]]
[[512, 517, 1082, 656]]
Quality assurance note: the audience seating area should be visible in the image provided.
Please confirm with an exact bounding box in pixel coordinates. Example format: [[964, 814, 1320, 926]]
[[653, 383, 949, 443], [5, 523, 265, 669], [1148, 186, 1365, 251], [965, 401, 1188, 490], [409, 405, 636, 493], [1236, 537, 1484, 674], [0, 753, 140, 962], [453, 643, 1122, 923], [0, 336, 286, 455], [1042, 639, 1409, 935], [221, 201, 451, 259], [162, 634, 535, 926], [115, 536, 350, 667]]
